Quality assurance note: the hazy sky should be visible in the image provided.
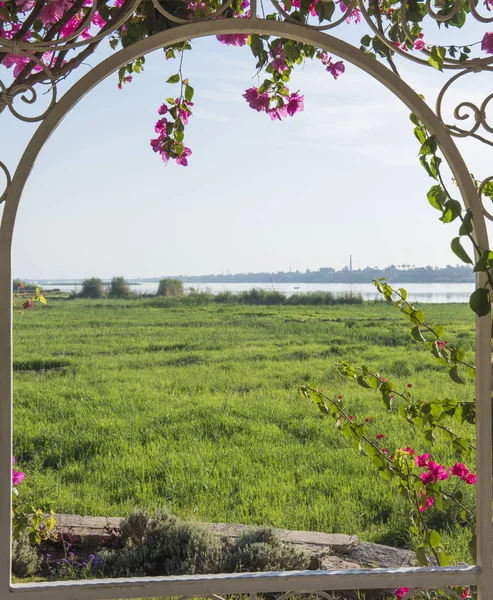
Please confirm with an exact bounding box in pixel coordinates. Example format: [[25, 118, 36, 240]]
[[1, 18, 491, 279]]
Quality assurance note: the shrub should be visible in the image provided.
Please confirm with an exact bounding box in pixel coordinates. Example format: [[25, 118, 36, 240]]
[[239, 289, 286, 305], [97, 511, 310, 578], [12, 531, 42, 578], [79, 278, 105, 299], [109, 276, 131, 298], [157, 278, 184, 297], [224, 527, 310, 573], [99, 509, 223, 577]]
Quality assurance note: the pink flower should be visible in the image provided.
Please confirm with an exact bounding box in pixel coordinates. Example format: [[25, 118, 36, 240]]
[[157, 103, 168, 115], [345, 7, 361, 23], [481, 32, 493, 54], [286, 92, 304, 116], [243, 88, 270, 112], [407, 383, 413, 388], [415, 453, 431, 468], [216, 33, 249, 46], [462, 589, 470, 599], [15, 0, 36, 12], [2, 54, 30, 77], [394, 588, 410, 600], [268, 105, 288, 121], [154, 118, 168, 134], [449, 462, 469, 479], [91, 11, 106, 28], [465, 473, 477, 485], [12, 458, 25, 486], [271, 55, 288, 73], [376, 434, 385, 440], [413, 39, 425, 51], [365, 417, 371, 422], [421, 471, 435, 485], [176, 146, 192, 166], [39, 0, 66, 25], [418, 491, 435, 512], [428, 461, 449, 481]]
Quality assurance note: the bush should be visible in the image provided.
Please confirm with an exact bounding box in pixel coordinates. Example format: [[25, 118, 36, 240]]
[[224, 527, 310, 573], [157, 278, 184, 297], [97, 510, 310, 578], [99, 509, 223, 577], [79, 278, 105, 299], [239, 289, 286, 305], [12, 531, 42, 578], [109, 276, 131, 298]]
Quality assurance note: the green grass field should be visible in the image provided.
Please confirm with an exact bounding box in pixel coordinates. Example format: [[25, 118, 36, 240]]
[[13, 298, 476, 559]]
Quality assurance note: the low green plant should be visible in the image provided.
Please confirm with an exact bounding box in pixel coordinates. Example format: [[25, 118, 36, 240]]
[[11, 531, 42, 578], [109, 276, 132, 299], [224, 527, 310, 573], [157, 278, 184, 297], [79, 278, 105, 299]]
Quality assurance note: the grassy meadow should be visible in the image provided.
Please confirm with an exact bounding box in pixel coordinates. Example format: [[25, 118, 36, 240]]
[[13, 297, 476, 558]]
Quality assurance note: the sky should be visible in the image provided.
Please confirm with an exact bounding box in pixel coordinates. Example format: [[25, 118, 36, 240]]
[[1, 15, 492, 279]]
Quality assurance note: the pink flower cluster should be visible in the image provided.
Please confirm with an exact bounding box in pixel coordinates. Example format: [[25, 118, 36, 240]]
[[150, 99, 193, 166], [12, 457, 25, 486], [319, 52, 345, 79], [339, 0, 361, 24], [394, 588, 410, 600], [242, 87, 304, 120]]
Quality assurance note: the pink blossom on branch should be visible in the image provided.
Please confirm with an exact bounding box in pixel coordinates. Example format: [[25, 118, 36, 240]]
[[481, 32, 493, 54], [216, 33, 250, 46]]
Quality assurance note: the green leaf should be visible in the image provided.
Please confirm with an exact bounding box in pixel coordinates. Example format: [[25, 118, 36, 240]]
[[450, 237, 473, 265], [398, 288, 408, 300], [185, 85, 194, 102], [361, 34, 372, 47], [452, 437, 469, 453], [449, 365, 465, 384], [419, 136, 438, 156], [459, 210, 473, 235], [416, 545, 428, 566], [429, 529, 441, 549], [481, 181, 493, 200], [174, 129, 184, 143], [166, 73, 180, 84], [356, 374, 372, 389], [438, 551, 452, 566], [469, 288, 491, 317], [427, 185, 447, 210], [474, 250, 493, 273], [440, 199, 462, 223], [429, 45, 446, 71], [411, 325, 425, 342], [409, 310, 425, 325], [432, 325, 444, 338]]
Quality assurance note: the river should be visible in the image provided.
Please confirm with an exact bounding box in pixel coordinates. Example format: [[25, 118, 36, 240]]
[[34, 281, 475, 303]]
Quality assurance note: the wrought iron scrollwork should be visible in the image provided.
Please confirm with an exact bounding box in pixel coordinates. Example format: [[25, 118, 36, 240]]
[[0, 48, 57, 122], [436, 67, 493, 147]]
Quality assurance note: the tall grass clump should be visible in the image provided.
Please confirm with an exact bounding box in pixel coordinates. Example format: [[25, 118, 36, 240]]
[[79, 278, 105, 299], [108, 276, 132, 298], [238, 289, 286, 305], [287, 291, 363, 305], [157, 278, 184, 297]]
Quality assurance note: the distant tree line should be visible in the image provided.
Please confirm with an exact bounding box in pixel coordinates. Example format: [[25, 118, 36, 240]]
[[150, 264, 474, 284]]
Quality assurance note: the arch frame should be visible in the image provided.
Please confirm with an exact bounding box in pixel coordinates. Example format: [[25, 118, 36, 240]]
[[1, 15, 491, 600]]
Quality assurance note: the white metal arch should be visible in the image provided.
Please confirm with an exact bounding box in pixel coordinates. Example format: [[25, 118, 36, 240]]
[[1, 15, 491, 600]]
